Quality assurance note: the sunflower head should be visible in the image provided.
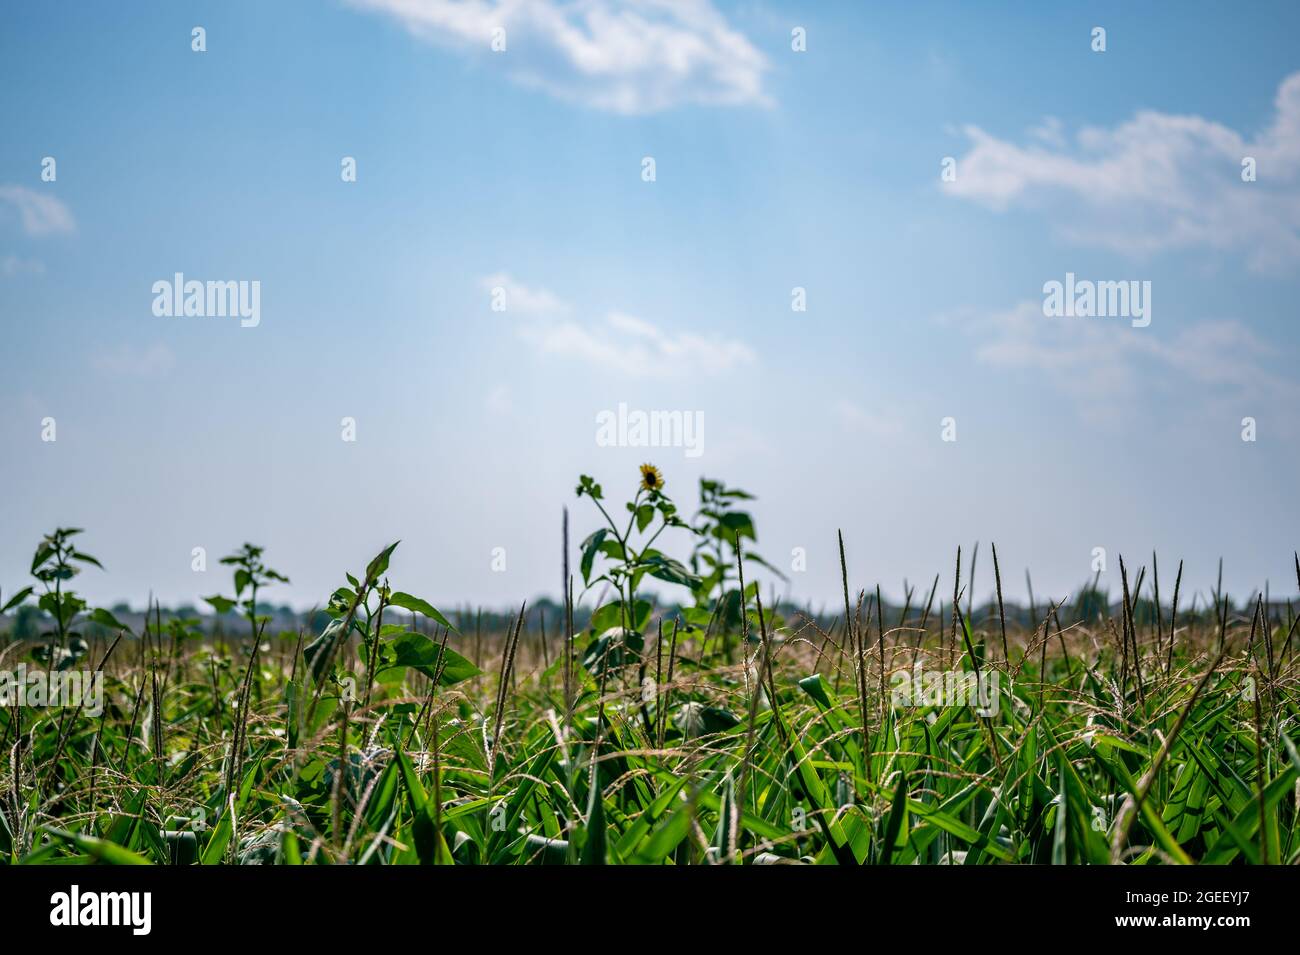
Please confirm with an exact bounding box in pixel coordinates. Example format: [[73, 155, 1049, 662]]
[[639, 464, 664, 493]]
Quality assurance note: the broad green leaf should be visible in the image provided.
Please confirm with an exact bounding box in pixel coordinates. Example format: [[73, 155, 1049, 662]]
[[44, 827, 150, 865], [383, 631, 480, 685], [388, 592, 457, 632]]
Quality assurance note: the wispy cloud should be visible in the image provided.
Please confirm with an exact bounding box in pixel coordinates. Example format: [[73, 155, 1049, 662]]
[[950, 301, 1298, 426], [486, 272, 756, 374], [91, 343, 176, 377], [481, 271, 570, 314], [943, 72, 1300, 273], [0, 255, 45, 277], [0, 185, 76, 237], [485, 382, 513, 414], [523, 309, 755, 375], [835, 399, 904, 438], [349, 0, 771, 114]]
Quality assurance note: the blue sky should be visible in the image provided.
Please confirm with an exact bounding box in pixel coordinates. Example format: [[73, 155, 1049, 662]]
[[2, 0, 1298, 614]]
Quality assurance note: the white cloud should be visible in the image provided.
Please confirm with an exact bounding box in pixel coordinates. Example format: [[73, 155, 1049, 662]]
[[349, 0, 771, 114], [481, 271, 570, 314], [0, 255, 45, 277], [523, 309, 754, 375], [951, 301, 1298, 426], [835, 400, 904, 438], [943, 72, 1300, 273], [485, 382, 513, 414], [486, 273, 755, 374], [0, 185, 76, 237], [91, 343, 176, 377]]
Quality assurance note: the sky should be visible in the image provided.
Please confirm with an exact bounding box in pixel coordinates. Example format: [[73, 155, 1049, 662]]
[[1, 0, 1298, 615]]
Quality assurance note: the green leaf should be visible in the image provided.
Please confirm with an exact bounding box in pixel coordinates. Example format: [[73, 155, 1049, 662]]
[[88, 607, 132, 634], [365, 540, 400, 584], [1052, 766, 1069, 865], [31, 542, 55, 574], [711, 773, 737, 863], [204, 595, 237, 615], [798, 673, 834, 709], [698, 706, 741, 734], [635, 503, 655, 533], [304, 617, 348, 683], [590, 599, 651, 635], [43, 827, 151, 865], [878, 775, 910, 864], [2, 586, 34, 613], [285, 677, 302, 750], [1282, 734, 1300, 776], [718, 511, 756, 542], [384, 631, 481, 685], [394, 749, 433, 863], [633, 801, 694, 863], [486, 748, 557, 861], [641, 555, 700, 589], [581, 767, 607, 865], [201, 808, 234, 865], [582, 627, 643, 676], [905, 798, 1015, 862], [1201, 764, 1298, 864], [280, 828, 303, 865], [682, 606, 714, 630], [388, 592, 457, 632], [580, 529, 608, 585]]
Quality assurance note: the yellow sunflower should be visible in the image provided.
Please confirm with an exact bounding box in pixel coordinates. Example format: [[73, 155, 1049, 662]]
[[639, 464, 664, 492]]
